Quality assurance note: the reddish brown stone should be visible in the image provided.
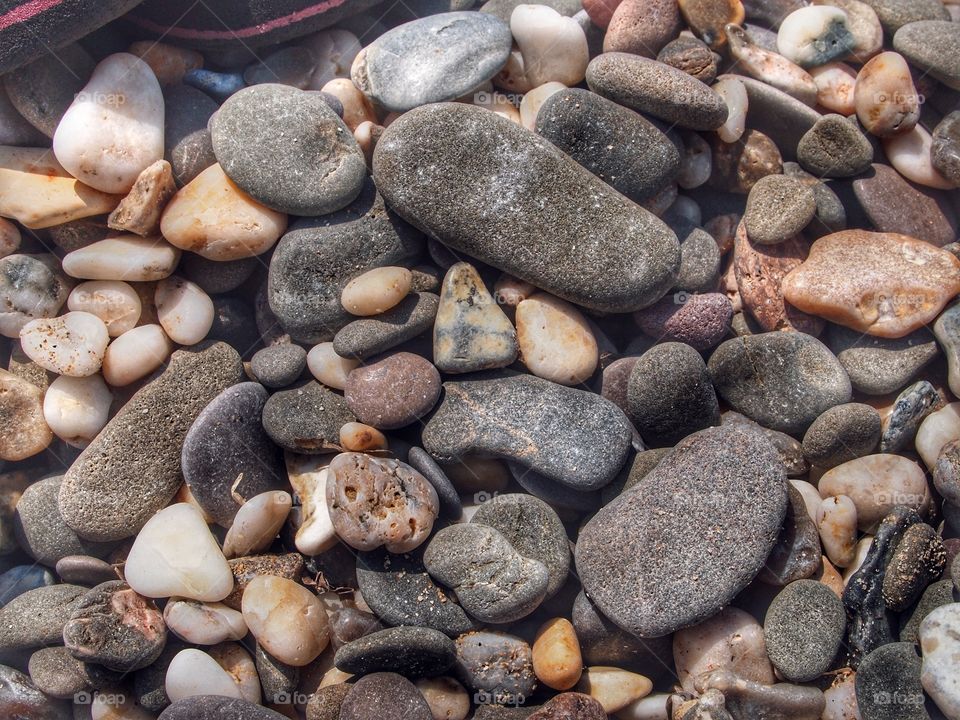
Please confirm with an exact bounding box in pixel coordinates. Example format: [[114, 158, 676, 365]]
[[344, 351, 441, 430], [603, 0, 683, 57]]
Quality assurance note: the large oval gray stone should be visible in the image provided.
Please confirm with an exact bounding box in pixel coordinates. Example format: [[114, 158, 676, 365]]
[[575, 425, 788, 637], [373, 102, 680, 313]]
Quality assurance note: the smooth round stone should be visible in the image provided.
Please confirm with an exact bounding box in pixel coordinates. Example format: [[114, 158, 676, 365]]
[[512, 5, 588, 86], [163, 84, 217, 186], [516, 293, 598, 385], [576, 425, 787, 637], [531, 619, 582, 691], [28, 645, 117, 700], [0, 254, 71, 338], [856, 642, 927, 720], [797, 114, 873, 177], [893, 20, 960, 91], [433, 261, 518, 374], [673, 606, 774, 694], [883, 522, 945, 611], [471, 492, 570, 599], [672, 223, 721, 293], [0, 582, 86, 651], [42, 372, 111, 447], [373, 103, 679, 313], [221, 488, 291, 558], [241, 575, 329, 667], [763, 579, 846, 682], [352, 12, 511, 112], [818, 454, 928, 532], [886, 124, 957, 191], [261, 381, 355, 454], [454, 631, 536, 702], [574, 666, 653, 713], [743, 174, 816, 244], [424, 523, 549, 623], [713, 76, 747, 143], [181, 382, 286, 524], [344, 352, 441, 429], [124, 503, 234, 602], [67, 280, 141, 337], [627, 342, 720, 447], [163, 598, 246, 645], [784, 162, 847, 234], [826, 323, 938, 396], [333, 291, 440, 360], [803, 403, 880, 468], [854, 52, 920, 137], [19, 311, 108, 378], [158, 696, 287, 720], [406, 447, 462, 519], [182, 255, 258, 297], [155, 276, 215, 346], [55, 555, 116, 586], [160, 163, 288, 261], [931, 112, 960, 187], [777, 5, 856, 67], [708, 332, 851, 435], [935, 440, 960, 506], [917, 402, 960, 470], [307, 342, 360, 390], [62, 580, 166, 671], [210, 84, 365, 216], [250, 345, 306, 389], [920, 603, 960, 719], [335, 626, 455, 677], [340, 672, 433, 720], [62, 235, 181, 282], [165, 648, 243, 702], [604, 0, 683, 57], [634, 293, 732, 351], [341, 267, 412, 317], [810, 62, 857, 115], [52, 53, 164, 194], [0, 369, 52, 461], [535, 88, 679, 203], [586, 52, 727, 130], [101, 323, 173, 386]]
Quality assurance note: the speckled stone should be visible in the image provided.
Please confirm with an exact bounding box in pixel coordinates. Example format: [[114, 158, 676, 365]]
[[335, 626, 455, 677], [222, 553, 304, 612], [759, 483, 821, 585], [407, 446, 463, 520], [783, 162, 847, 235], [27, 645, 119, 699], [743, 174, 817, 244], [723, 75, 821, 157], [803, 403, 881, 468], [657, 36, 719, 82], [797, 114, 874, 177], [935, 303, 960, 399], [344, 352, 441, 429], [604, 0, 683, 57], [931, 111, 960, 186], [333, 292, 439, 361], [0, 583, 86, 650], [0, 664, 70, 719], [826, 323, 939, 396], [250, 344, 306, 388], [708, 332, 852, 435], [879, 380, 943, 453], [935, 439, 960, 506], [535, 87, 680, 202], [454, 631, 536, 702], [59, 341, 244, 542], [855, 642, 928, 720], [764, 579, 846, 682], [159, 696, 288, 720], [673, 223, 722, 293], [893, 20, 960, 90], [339, 672, 433, 720], [633, 292, 733, 351], [575, 425, 788, 637], [261, 380, 355, 454], [306, 682, 351, 720], [722, 410, 809, 478], [163, 84, 218, 186], [882, 523, 946, 612], [422, 373, 633, 492], [528, 693, 607, 720], [268, 178, 423, 344], [586, 52, 728, 130], [210, 84, 366, 216], [373, 102, 680, 313], [899, 578, 955, 644], [55, 555, 116, 586], [471, 493, 570, 599], [3, 44, 94, 137]]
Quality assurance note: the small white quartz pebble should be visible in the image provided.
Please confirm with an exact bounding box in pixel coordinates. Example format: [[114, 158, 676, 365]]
[[920, 603, 960, 720], [511, 5, 589, 87], [124, 503, 234, 602], [53, 53, 165, 194], [520, 82, 567, 131], [222, 490, 292, 559], [62, 235, 181, 282], [101, 324, 172, 386], [163, 598, 248, 645], [67, 280, 141, 337], [307, 342, 359, 390], [42, 373, 112, 447], [340, 266, 412, 316], [155, 276, 214, 346], [777, 6, 853, 68], [810, 62, 857, 115], [285, 453, 338, 556], [916, 402, 960, 469], [516, 292, 598, 385], [165, 648, 244, 703], [20, 311, 110, 377], [616, 693, 671, 720], [241, 575, 330, 666], [713, 77, 748, 143]]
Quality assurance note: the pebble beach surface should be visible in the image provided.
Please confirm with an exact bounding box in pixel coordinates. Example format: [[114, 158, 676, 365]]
[[0, 0, 959, 719]]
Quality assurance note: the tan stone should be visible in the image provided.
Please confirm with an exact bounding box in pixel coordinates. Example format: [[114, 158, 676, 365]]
[[854, 52, 920, 137], [108, 159, 178, 236], [679, 0, 745, 48], [241, 575, 330, 666], [575, 666, 653, 713], [782, 230, 960, 338], [128, 41, 203, 86], [532, 618, 583, 691], [0, 369, 52, 461], [516, 293, 598, 385]]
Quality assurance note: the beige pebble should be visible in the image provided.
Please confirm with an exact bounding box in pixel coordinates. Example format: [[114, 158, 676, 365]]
[[241, 575, 330, 666], [166, 648, 244, 702], [42, 373, 112, 447], [20, 311, 109, 377], [883, 125, 957, 189], [222, 491, 292, 559], [415, 676, 470, 720], [916, 402, 960, 469], [209, 641, 261, 704], [815, 556, 846, 598], [101, 324, 172, 386], [789, 479, 822, 522], [68, 280, 141, 337], [129, 41, 203, 85], [817, 495, 858, 567], [854, 52, 920, 137], [494, 273, 536, 306], [303, 29, 361, 89], [160, 163, 288, 261], [713, 76, 748, 143], [0, 369, 53, 461], [319, 666, 353, 688], [0, 217, 20, 258], [673, 606, 774, 694], [532, 617, 583, 691], [62, 235, 181, 281], [520, 82, 567, 131], [576, 666, 653, 713], [307, 342, 361, 390], [511, 5, 589, 87], [810, 62, 857, 115], [321, 78, 376, 130], [339, 422, 388, 452], [285, 453, 338, 556], [615, 692, 670, 720], [108, 159, 178, 236], [354, 120, 383, 167], [155, 276, 214, 345], [341, 266, 412, 316], [163, 598, 248, 645], [842, 536, 874, 585], [822, 670, 860, 720], [516, 292, 598, 385], [495, 47, 535, 94], [0, 146, 122, 229], [473, 91, 521, 124]]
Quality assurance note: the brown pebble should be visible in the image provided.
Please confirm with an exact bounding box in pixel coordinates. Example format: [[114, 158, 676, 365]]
[[222, 553, 304, 611], [709, 129, 782, 193], [679, 0, 746, 48], [344, 352, 441, 430]]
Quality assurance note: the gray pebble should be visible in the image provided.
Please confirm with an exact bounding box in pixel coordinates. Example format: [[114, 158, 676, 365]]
[[261, 380, 355, 454], [673, 223, 721, 292], [881, 522, 946, 612], [743, 174, 816, 244], [657, 36, 719, 83], [727, 75, 821, 156], [334, 626, 456, 677], [250, 344, 307, 388], [133, 638, 187, 714], [827, 323, 939, 396], [802, 403, 881, 469], [797, 114, 874, 178], [764, 579, 846, 682], [931, 111, 960, 185], [934, 439, 960, 506], [3, 43, 93, 137], [244, 46, 317, 89], [159, 695, 288, 720], [338, 672, 433, 720], [783, 163, 847, 235], [722, 411, 809, 478], [935, 302, 960, 400], [899, 578, 956, 644], [163, 84, 218, 186], [879, 380, 943, 453], [255, 645, 298, 705], [27, 646, 118, 699], [0, 254, 71, 337], [54, 555, 117, 586], [454, 631, 536, 703], [759, 484, 821, 586], [333, 292, 439, 361], [181, 254, 258, 295], [508, 462, 602, 512], [0, 565, 54, 609], [855, 642, 928, 720], [407, 447, 463, 520], [480, 0, 582, 21], [0, 583, 86, 650], [892, 22, 958, 86]]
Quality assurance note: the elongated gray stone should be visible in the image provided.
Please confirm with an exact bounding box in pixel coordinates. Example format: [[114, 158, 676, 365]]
[[373, 103, 680, 313], [935, 303, 960, 399]]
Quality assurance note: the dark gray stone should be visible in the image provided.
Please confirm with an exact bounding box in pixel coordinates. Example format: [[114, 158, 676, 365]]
[[333, 292, 439, 361], [454, 631, 535, 703], [882, 523, 946, 612], [182, 254, 259, 295], [158, 696, 288, 720], [27, 645, 118, 699], [0, 583, 86, 650], [764, 579, 846, 682], [255, 645, 298, 706], [261, 381, 355, 454], [509, 463, 602, 512], [163, 84, 218, 186], [673, 223, 721, 293], [803, 403, 881, 469], [334, 626, 456, 677], [407, 447, 462, 520], [54, 555, 116, 586], [758, 484, 821, 586], [931, 111, 960, 185], [827, 323, 939, 396], [879, 380, 943, 453], [797, 114, 874, 178], [783, 162, 847, 235], [3, 44, 94, 137], [721, 411, 809, 478], [899, 579, 956, 644], [893, 20, 960, 88], [133, 638, 187, 714], [481, 0, 582, 21], [250, 344, 306, 388], [855, 642, 928, 720], [0, 663, 70, 720], [338, 672, 433, 720], [744, 174, 817, 244], [244, 46, 316, 89]]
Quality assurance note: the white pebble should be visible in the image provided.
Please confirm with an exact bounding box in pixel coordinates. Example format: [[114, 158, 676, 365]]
[[340, 266, 412, 316], [209, 643, 261, 704], [67, 281, 141, 337], [20, 311, 110, 377], [817, 495, 858, 567], [286, 453, 338, 556], [473, 91, 522, 124], [810, 62, 857, 115], [91, 691, 154, 720], [163, 598, 248, 645], [222, 490, 292, 559], [520, 81, 567, 131], [616, 693, 671, 720], [511, 5, 589, 87], [516, 292, 598, 385], [42, 373, 112, 447], [789, 478, 823, 522], [101, 324, 172, 386], [884, 125, 958, 189], [62, 235, 181, 281], [155, 276, 214, 345], [165, 648, 244, 703], [676, 132, 712, 189], [241, 575, 330, 666], [916, 402, 960, 469], [777, 6, 852, 68], [822, 671, 860, 720], [920, 603, 960, 720], [713, 77, 748, 143], [307, 342, 359, 390]]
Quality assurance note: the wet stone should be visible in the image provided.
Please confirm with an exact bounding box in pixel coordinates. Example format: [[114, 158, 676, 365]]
[[826, 323, 939, 396], [339, 672, 434, 720], [454, 631, 536, 702], [803, 403, 881, 468], [250, 345, 306, 389], [0, 584, 86, 650], [855, 641, 928, 720]]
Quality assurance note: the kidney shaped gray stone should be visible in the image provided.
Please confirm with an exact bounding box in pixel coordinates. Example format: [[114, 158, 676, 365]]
[[421, 373, 633, 491], [575, 424, 788, 638]]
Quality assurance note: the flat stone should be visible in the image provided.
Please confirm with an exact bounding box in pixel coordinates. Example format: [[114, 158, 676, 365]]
[[210, 84, 365, 216], [422, 373, 633, 492], [344, 352, 440, 429], [158, 696, 287, 720], [920, 603, 960, 719], [182, 382, 286, 527], [0, 583, 86, 650], [352, 12, 512, 112], [893, 20, 960, 90], [335, 626, 456, 677], [855, 642, 927, 719], [586, 52, 728, 130], [797, 114, 874, 177], [333, 292, 438, 360], [163, 84, 218, 186], [340, 672, 433, 720], [575, 425, 788, 637], [744, 174, 817, 244], [722, 74, 821, 156], [803, 403, 881, 468], [27, 645, 118, 700], [261, 380, 355, 454], [372, 102, 680, 313], [535, 87, 680, 202], [59, 342, 244, 541], [0, 369, 52, 461], [3, 44, 94, 137]]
